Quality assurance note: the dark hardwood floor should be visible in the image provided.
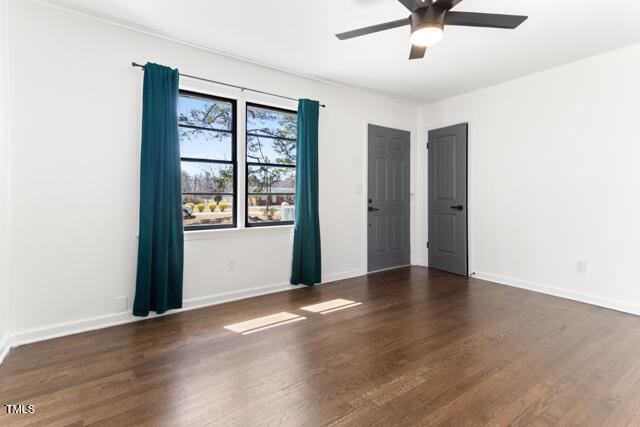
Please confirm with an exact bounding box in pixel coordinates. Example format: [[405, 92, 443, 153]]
[[2, 267, 640, 426]]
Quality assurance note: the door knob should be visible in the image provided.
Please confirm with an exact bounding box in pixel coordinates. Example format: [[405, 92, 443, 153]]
[[368, 207, 380, 212], [450, 205, 464, 211]]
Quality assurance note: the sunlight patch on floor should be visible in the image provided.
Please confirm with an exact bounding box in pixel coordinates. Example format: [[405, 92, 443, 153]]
[[241, 317, 306, 334], [301, 299, 362, 314], [224, 312, 306, 334], [320, 302, 362, 314]]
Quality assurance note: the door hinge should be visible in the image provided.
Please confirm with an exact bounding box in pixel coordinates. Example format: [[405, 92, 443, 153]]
[[426, 142, 429, 150], [427, 241, 430, 248]]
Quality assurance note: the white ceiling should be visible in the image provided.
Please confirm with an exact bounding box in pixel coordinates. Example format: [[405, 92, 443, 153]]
[[43, 0, 640, 103]]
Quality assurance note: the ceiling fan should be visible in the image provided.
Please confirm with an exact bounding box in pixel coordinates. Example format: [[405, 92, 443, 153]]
[[336, 0, 528, 60]]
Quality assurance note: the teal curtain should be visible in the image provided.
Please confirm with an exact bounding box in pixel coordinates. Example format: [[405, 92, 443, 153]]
[[133, 63, 184, 316], [291, 99, 321, 286]]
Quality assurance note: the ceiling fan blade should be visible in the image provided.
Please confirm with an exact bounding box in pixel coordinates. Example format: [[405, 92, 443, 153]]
[[398, 0, 430, 12], [335, 18, 410, 40], [444, 11, 528, 29], [432, 0, 463, 11], [409, 44, 427, 60]]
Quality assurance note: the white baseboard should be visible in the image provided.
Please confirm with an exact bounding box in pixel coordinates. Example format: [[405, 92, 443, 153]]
[[474, 272, 640, 317], [413, 258, 426, 267], [323, 268, 367, 284], [0, 334, 9, 366], [4, 268, 367, 357], [368, 264, 411, 274]]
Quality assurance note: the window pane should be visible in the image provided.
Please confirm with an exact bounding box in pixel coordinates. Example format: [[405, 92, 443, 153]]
[[182, 162, 234, 194], [247, 105, 297, 140], [179, 128, 232, 161], [247, 194, 295, 224], [179, 94, 233, 131], [183, 195, 233, 227], [247, 166, 295, 194], [246, 135, 295, 165]]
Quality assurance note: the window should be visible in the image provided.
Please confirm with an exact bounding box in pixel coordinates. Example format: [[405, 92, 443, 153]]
[[245, 103, 297, 226], [178, 90, 237, 230], [177, 92, 297, 230]]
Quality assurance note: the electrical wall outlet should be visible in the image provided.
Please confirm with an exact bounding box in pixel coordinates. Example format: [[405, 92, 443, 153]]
[[115, 295, 128, 313], [576, 260, 587, 274], [227, 260, 236, 273]]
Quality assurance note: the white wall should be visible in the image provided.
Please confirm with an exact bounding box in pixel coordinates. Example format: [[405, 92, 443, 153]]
[[418, 43, 640, 314], [5, 0, 419, 341], [0, 0, 11, 361], [0, 0, 8, 360]]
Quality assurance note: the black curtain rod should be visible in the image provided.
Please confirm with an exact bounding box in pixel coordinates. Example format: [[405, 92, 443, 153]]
[[131, 62, 326, 108]]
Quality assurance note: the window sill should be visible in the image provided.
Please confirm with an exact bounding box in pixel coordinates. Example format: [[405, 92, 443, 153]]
[[183, 224, 294, 241]]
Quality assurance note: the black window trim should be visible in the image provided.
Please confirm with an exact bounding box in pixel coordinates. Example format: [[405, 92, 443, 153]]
[[245, 102, 297, 228], [179, 123, 234, 134], [246, 133, 297, 142], [245, 161, 295, 169], [179, 89, 238, 231]]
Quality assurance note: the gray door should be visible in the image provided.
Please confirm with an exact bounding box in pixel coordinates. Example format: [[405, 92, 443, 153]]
[[428, 123, 468, 276], [367, 124, 411, 272]]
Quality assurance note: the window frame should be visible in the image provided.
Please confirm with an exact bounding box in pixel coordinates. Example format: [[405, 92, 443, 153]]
[[244, 102, 297, 228], [179, 89, 238, 231]]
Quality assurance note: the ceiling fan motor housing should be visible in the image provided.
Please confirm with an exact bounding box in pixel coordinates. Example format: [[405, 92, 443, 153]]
[[410, 5, 446, 34]]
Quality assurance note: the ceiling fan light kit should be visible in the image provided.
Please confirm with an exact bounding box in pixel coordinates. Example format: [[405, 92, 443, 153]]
[[410, 5, 445, 47], [336, 0, 528, 60], [410, 25, 443, 47]]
